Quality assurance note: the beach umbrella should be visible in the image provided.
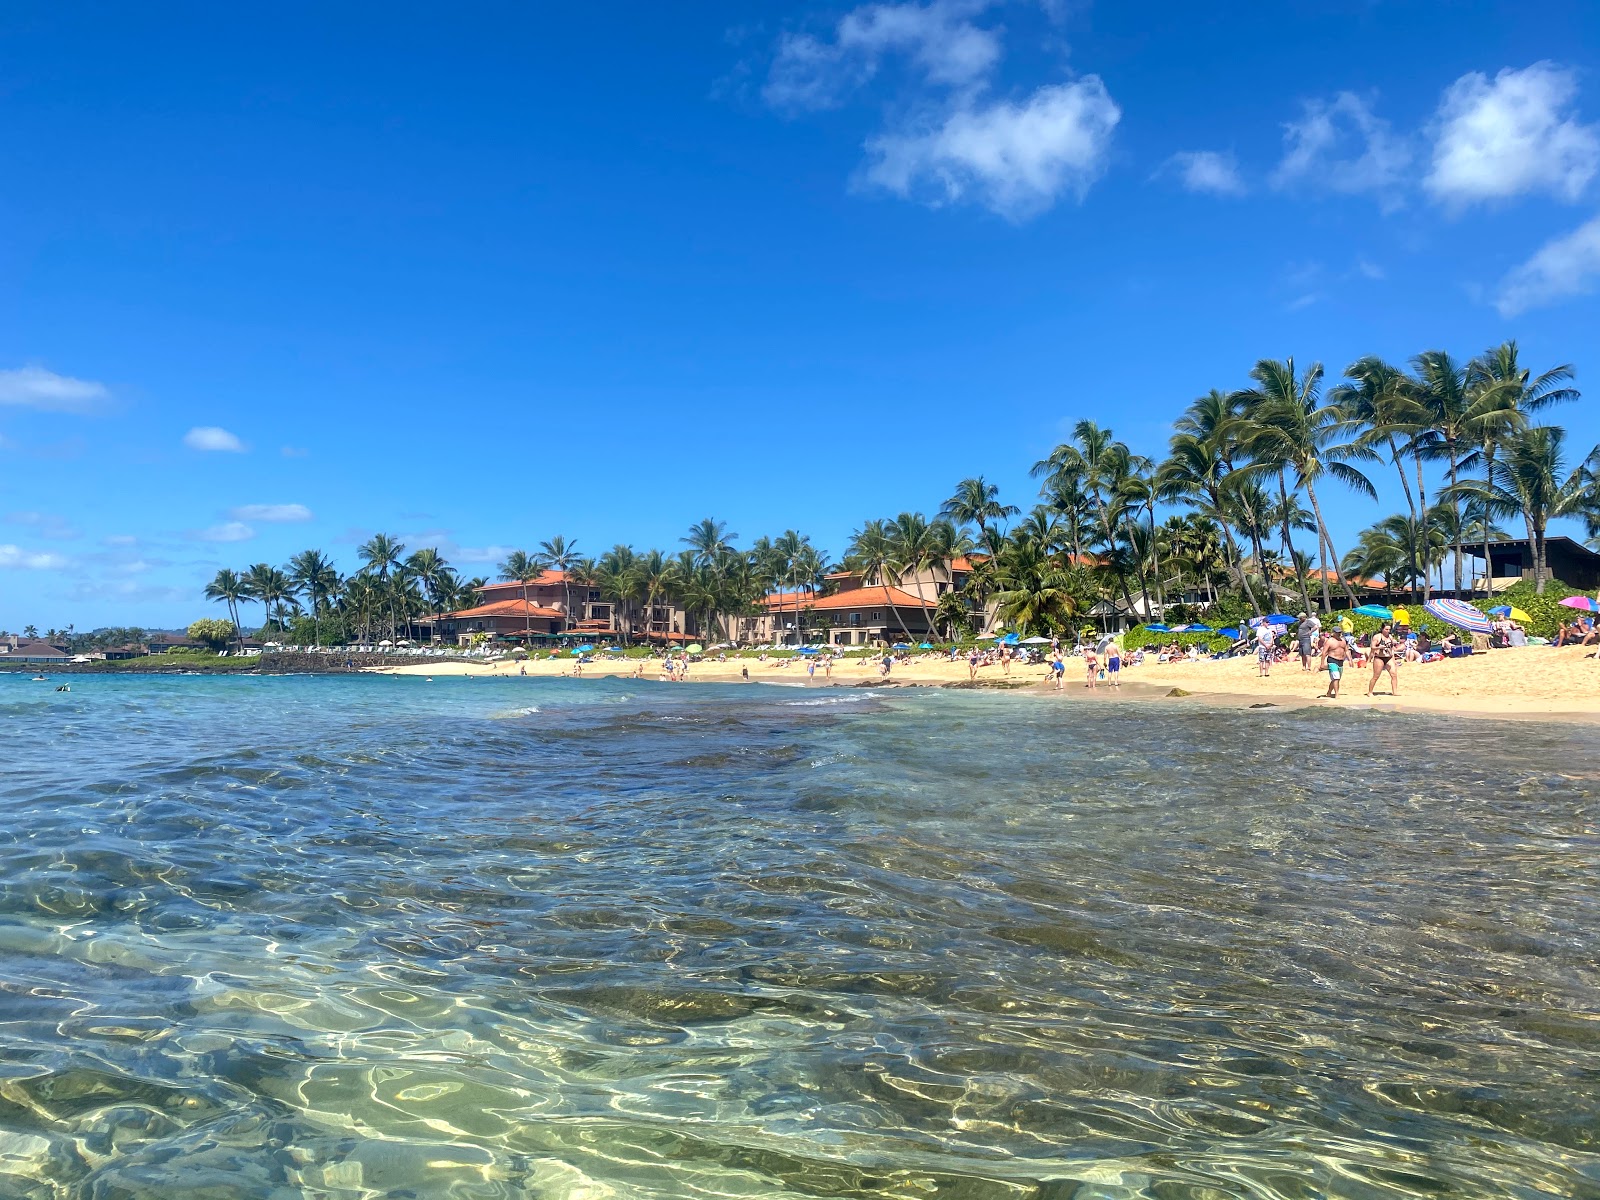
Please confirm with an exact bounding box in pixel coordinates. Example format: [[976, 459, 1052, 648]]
[[1489, 605, 1532, 621], [575, 644, 594, 653], [1185, 624, 1214, 634], [1001, 632, 1020, 644], [1559, 596, 1600, 613], [918, 642, 933, 649], [1353, 604, 1392, 619], [604, 645, 624, 652], [1021, 636, 1050, 644], [686, 644, 704, 654], [1218, 628, 1240, 639], [798, 646, 820, 655], [975, 633, 999, 640], [1143, 623, 1170, 633], [892, 642, 910, 649], [1249, 615, 1294, 627], [1424, 598, 1493, 634]]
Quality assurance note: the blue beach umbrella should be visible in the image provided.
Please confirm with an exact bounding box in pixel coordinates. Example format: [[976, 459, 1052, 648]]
[[892, 642, 911, 649], [1185, 624, 1214, 634], [918, 642, 933, 649], [1250, 614, 1294, 627], [798, 646, 820, 655], [575, 644, 594, 654], [1144, 623, 1170, 633], [1353, 604, 1393, 619], [1218, 628, 1240, 639]]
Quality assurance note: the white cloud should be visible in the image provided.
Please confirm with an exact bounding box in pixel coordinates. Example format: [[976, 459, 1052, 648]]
[[765, 0, 1001, 111], [1272, 92, 1412, 205], [229, 503, 313, 522], [453, 544, 518, 565], [183, 426, 246, 452], [1159, 150, 1245, 196], [1495, 212, 1600, 315], [1354, 257, 1385, 280], [1426, 62, 1600, 206], [5, 511, 80, 539], [193, 521, 255, 543], [0, 544, 69, 569], [0, 366, 109, 412], [863, 78, 1120, 219]]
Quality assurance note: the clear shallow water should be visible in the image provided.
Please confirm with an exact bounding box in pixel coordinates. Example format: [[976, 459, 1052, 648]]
[[2, 675, 1598, 1200]]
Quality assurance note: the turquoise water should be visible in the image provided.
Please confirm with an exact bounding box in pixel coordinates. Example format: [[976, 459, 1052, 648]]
[[2, 674, 1598, 1199]]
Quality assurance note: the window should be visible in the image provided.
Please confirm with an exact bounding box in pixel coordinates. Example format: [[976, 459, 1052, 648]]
[[848, 612, 861, 627], [588, 589, 601, 602]]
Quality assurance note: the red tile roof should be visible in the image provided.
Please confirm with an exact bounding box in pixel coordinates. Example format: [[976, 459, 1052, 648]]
[[437, 598, 565, 620], [763, 585, 930, 612]]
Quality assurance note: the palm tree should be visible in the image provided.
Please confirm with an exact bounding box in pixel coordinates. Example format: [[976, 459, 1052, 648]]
[[1160, 389, 1262, 614], [596, 545, 642, 641], [1463, 342, 1579, 595], [1239, 357, 1376, 613], [204, 568, 250, 650], [843, 518, 915, 644], [1333, 356, 1428, 597], [498, 549, 541, 638], [941, 477, 1019, 540], [537, 536, 580, 625], [288, 549, 340, 646], [1343, 512, 1447, 600], [1411, 351, 1478, 595], [885, 512, 960, 639], [1034, 421, 1138, 614], [1453, 426, 1597, 593], [357, 533, 405, 642]]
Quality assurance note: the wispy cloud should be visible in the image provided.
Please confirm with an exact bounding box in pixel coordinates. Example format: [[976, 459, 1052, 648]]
[[0, 366, 110, 413], [1427, 62, 1599, 207], [102, 534, 139, 547], [763, 1, 1120, 220], [1354, 257, 1385, 280], [1157, 150, 1245, 196], [0, 544, 69, 569], [1495, 211, 1600, 315], [229, 503, 313, 522], [281, 445, 310, 458], [5, 511, 81, 540], [183, 426, 246, 453], [1271, 92, 1412, 207], [192, 521, 255, 543]]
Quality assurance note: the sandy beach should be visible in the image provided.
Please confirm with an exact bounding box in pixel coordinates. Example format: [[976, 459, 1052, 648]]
[[371, 644, 1600, 721]]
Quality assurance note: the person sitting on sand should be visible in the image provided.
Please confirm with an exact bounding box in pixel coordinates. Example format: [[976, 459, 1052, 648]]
[[1319, 629, 1349, 698], [1366, 622, 1400, 696]]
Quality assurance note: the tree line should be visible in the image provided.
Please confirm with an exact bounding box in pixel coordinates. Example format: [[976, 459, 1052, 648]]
[[201, 341, 1600, 644]]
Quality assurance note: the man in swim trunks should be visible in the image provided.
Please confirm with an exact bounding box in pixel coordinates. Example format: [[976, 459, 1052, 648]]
[[1050, 651, 1065, 691], [1254, 622, 1276, 677], [1104, 637, 1121, 687], [1319, 629, 1349, 698]]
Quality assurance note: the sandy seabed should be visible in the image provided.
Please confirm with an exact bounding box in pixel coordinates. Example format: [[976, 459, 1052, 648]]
[[371, 644, 1600, 722]]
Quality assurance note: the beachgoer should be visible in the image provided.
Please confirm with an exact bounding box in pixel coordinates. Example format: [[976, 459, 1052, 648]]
[[880, 653, 892, 678], [967, 648, 979, 680], [1255, 623, 1276, 677], [1366, 622, 1400, 697], [1084, 644, 1099, 689], [806, 658, 816, 680], [1050, 652, 1065, 690], [1105, 638, 1121, 687], [1320, 630, 1349, 698], [1296, 611, 1321, 672]]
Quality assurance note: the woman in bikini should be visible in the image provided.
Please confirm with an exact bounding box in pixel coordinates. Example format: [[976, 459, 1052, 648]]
[[1365, 622, 1400, 697]]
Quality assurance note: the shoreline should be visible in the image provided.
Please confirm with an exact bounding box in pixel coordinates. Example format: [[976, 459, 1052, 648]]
[[365, 649, 1600, 725]]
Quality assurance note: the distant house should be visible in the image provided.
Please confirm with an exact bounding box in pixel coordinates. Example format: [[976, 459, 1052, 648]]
[[0, 637, 69, 663], [1483, 536, 1600, 592], [146, 632, 202, 653], [103, 644, 147, 660]]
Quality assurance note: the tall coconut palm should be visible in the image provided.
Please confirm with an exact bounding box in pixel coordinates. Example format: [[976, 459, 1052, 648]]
[[498, 549, 542, 637], [1411, 351, 1478, 595], [1453, 426, 1597, 593], [1333, 357, 1429, 597], [357, 533, 405, 642], [288, 549, 340, 646], [1463, 342, 1579, 596], [204, 568, 250, 650], [844, 518, 915, 644], [1160, 390, 1262, 614], [537, 536, 580, 625], [885, 512, 960, 639], [1239, 357, 1376, 613], [596, 545, 642, 641], [941, 477, 1019, 540], [1034, 421, 1137, 614]]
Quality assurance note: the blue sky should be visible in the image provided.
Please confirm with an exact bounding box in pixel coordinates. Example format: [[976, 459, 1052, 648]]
[[5, 1, 1600, 630]]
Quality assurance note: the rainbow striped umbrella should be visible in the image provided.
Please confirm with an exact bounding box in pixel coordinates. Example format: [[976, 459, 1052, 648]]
[[1423, 598, 1492, 634]]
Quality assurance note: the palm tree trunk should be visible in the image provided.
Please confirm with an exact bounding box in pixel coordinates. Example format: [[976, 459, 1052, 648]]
[[1480, 446, 1497, 601], [1448, 449, 1463, 596], [1306, 480, 1358, 608], [1414, 451, 1432, 602], [1276, 471, 1313, 617]]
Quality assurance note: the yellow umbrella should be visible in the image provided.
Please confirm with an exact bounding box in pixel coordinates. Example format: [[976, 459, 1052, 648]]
[[1392, 606, 1410, 625], [1506, 606, 1531, 622]]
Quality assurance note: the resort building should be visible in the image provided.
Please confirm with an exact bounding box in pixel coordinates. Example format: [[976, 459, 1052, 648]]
[[0, 638, 69, 664], [760, 556, 989, 646], [1481, 536, 1600, 592], [422, 570, 699, 646]]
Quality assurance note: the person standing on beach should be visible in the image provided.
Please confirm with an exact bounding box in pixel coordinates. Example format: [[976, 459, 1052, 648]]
[[1366, 622, 1400, 697], [1050, 650, 1065, 690], [1296, 611, 1321, 672], [1083, 643, 1099, 689], [1104, 636, 1121, 688], [880, 652, 893, 678], [1319, 629, 1349, 698], [1255, 622, 1276, 678]]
